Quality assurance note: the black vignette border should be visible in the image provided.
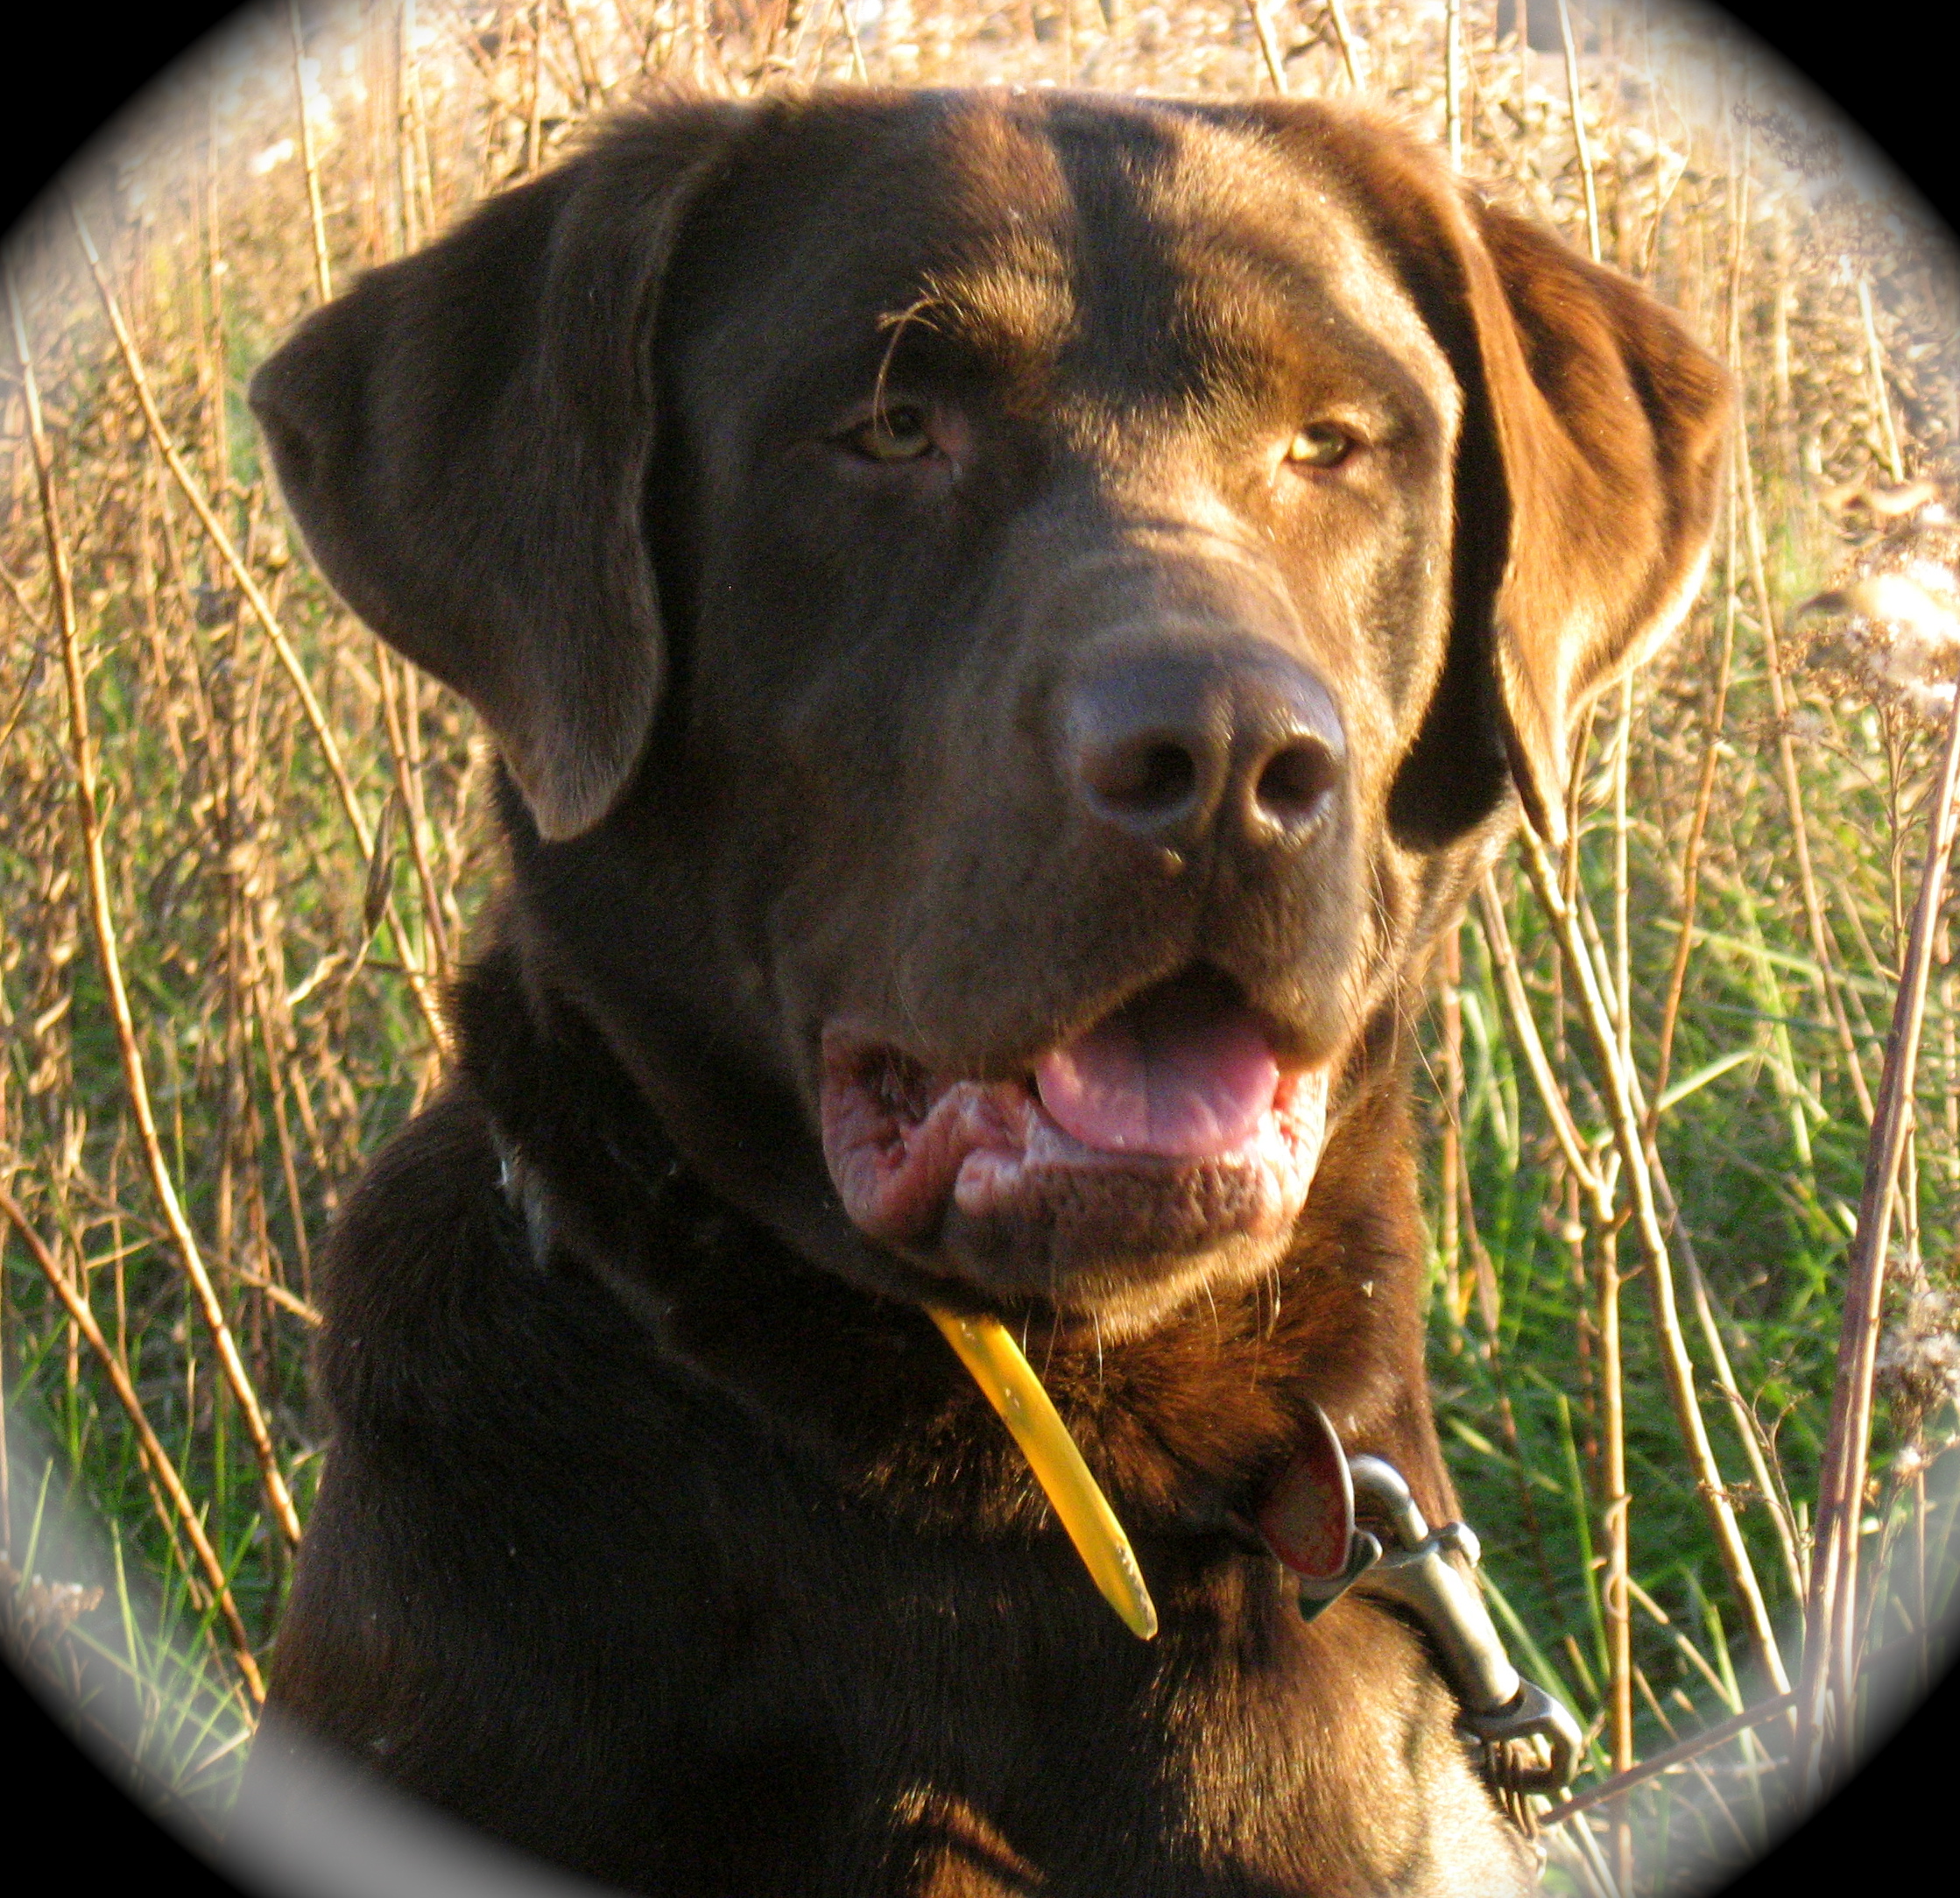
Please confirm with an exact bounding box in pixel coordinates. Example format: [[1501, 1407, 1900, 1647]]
[[1, 4, 1955, 1894]]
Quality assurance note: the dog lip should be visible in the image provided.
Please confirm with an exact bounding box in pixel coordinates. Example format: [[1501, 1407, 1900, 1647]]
[[818, 975, 1332, 1254]]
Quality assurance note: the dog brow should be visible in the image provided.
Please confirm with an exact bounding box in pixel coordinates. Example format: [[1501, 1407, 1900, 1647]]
[[892, 258, 1078, 370]]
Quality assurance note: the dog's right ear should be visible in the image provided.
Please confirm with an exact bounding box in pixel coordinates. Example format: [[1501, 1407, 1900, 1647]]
[[250, 103, 750, 842]]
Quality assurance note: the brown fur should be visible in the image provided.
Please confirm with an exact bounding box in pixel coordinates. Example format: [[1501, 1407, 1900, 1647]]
[[244, 89, 1726, 1895]]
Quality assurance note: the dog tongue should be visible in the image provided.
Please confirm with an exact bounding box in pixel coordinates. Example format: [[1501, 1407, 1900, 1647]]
[[1033, 987, 1280, 1159]]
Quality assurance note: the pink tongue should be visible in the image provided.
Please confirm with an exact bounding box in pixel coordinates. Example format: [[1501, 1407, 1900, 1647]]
[[1033, 991, 1280, 1159]]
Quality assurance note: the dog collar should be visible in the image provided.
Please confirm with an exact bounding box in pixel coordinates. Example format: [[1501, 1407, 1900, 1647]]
[[492, 1132, 1571, 1812], [927, 1311, 1582, 1815]]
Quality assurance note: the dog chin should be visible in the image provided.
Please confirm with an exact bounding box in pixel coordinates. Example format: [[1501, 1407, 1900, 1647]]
[[927, 1216, 1298, 1344]]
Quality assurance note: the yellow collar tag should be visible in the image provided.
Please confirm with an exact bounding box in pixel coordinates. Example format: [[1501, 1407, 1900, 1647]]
[[927, 1307, 1159, 1640]]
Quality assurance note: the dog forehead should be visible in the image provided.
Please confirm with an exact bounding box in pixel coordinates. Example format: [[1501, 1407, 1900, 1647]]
[[670, 94, 1448, 410]]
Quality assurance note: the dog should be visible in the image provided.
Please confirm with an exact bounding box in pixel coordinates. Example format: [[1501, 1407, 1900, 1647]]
[[243, 88, 1726, 1895]]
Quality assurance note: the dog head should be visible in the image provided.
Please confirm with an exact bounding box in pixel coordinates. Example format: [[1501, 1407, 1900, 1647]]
[[252, 91, 1726, 1342]]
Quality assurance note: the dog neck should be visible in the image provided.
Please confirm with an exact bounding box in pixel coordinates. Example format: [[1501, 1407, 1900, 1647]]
[[451, 928, 1457, 1542]]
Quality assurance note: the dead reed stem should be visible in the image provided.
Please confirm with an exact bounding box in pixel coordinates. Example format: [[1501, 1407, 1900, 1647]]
[[1797, 668, 1960, 1797], [1541, 1686, 1799, 1828], [1480, 869, 1635, 1789], [1323, 0, 1364, 92], [1556, 0, 1601, 264], [67, 205, 366, 855], [1651, 475, 1738, 1121], [7, 262, 303, 1552], [1444, 0, 1462, 172], [1436, 923, 1464, 1321], [1857, 277, 1905, 486], [1476, 878, 1604, 1199], [1735, 417, 1875, 1124], [1662, 1179, 1808, 1605], [290, 0, 335, 304], [375, 644, 452, 977], [0, 1182, 265, 1700], [1249, 0, 1288, 96], [1519, 823, 1789, 1693], [1604, 674, 1635, 1842], [67, 204, 452, 1057]]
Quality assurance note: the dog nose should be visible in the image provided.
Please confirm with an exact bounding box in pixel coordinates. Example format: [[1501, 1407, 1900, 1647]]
[[1065, 646, 1345, 850]]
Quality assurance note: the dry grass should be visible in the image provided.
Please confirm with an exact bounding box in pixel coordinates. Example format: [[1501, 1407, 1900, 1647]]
[[2, 4, 1956, 1891]]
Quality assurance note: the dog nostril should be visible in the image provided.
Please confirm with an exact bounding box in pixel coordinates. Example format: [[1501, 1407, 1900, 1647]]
[[1254, 738, 1340, 827], [1086, 737, 1200, 818]]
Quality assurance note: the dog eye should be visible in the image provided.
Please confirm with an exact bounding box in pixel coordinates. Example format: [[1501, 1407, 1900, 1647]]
[[1286, 423, 1353, 469], [849, 407, 936, 463]]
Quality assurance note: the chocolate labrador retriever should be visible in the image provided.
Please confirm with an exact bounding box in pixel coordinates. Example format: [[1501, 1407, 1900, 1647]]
[[245, 88, 1725, 1895]]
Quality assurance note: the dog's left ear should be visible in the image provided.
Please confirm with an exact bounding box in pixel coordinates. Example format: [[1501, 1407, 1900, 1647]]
[[1334, 118, 1731, 849], [1460, 200, 1731, 846], [250, 102, 751, 841]]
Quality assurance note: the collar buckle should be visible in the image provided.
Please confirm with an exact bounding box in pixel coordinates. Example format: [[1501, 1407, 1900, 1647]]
[[1258, 1406, 1583, 1815]]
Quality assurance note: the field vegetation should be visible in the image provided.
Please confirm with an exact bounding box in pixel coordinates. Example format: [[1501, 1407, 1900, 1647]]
[[1, 4, 1956, 1893]]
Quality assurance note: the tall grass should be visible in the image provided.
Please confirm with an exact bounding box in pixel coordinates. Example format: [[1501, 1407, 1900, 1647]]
[[2, 4, 1955, 1890]]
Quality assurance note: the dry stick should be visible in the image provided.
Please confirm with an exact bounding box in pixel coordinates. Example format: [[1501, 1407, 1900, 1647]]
[[0, 1183, 266, 1701], [1856, 278, 1906, 487], [1555, 1805, 1622, 1898], [1599, 1191, 1632, 1793], [1639, 196, 1808, 1606], [1652, 471, 1739, 1118], [1480, 876, 1632, 1786], [1655, 1170, 1808, 1607], [1796, 670, 1960, 1798], [1323, 0, 1363, 92], [1518, 824, 1789, 1693], [558, 0, 603, 106], [1437, 924, 1465, 1323], [1444, 0, 1463, 171], [526, 0, 546, 174], [1611, 684, 1635, 1109], [839, 0, 869, 84], [246, 891, 314, 1296], [71, 208, 363, 855], [1470, 883, 1596, 1603], [394, 3, 419, 255], [1540, 1688, 1799, 1829], [1648, 142, 1746, 1117], [375, 646, 452, 977], [1476, 878, 1604, 1199], [1604, 675, 1635, 1838], [1249, 0, 1288, 95], [68, 205, 451, 1057], [1735, 419, 1876, 1124], [1555, 0, 1602, 264], [289, 0, 335, 305], [7, 267, 303, 1553], [1569, 846, 1805, 1600]]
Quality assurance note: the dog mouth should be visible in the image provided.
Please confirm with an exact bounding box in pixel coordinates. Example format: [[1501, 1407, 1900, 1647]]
[[819, 967, 1331, 1293]]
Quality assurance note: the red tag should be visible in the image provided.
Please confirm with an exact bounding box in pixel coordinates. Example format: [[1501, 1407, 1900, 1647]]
[[1257, 1402, 1355, 1583]]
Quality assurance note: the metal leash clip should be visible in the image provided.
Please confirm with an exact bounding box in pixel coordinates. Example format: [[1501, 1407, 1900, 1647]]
[[1258, 1405, 1583, 1817]]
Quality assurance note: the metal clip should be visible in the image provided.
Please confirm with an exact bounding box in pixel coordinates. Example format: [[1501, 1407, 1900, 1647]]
[[1295, 1528, 1380, 1623], [1258, 1414, 1583, 1804], [1346, 1455, 1583, 1796]]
